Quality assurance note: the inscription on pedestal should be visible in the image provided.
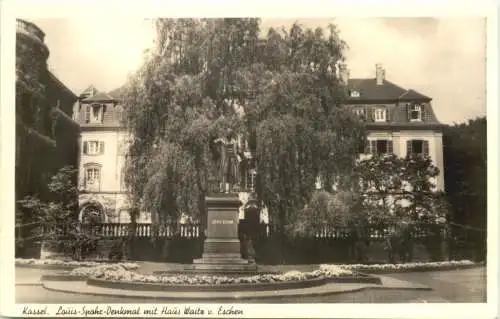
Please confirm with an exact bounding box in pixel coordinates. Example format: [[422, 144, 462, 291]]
[[192, 194, 257, 273], [212, 219, 235, 225]]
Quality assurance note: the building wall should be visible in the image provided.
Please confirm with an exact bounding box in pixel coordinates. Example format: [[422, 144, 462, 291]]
[[79, 129, 127, 192], [366, 129, 444, 191], [78, 128, 136, 222], [16, 19, 79, 258]]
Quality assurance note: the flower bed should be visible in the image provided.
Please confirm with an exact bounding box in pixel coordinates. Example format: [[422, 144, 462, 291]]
[[75, 264, 380, 292], [85, 264, 353, 284], [16, 258, 140, 270], [320, 260, 477, 274]]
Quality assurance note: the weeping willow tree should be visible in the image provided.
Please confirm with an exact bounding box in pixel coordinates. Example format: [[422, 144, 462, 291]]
[[240, 24, 366, 236], [121, 19, 261, 245], [122, 19, 364, 253]]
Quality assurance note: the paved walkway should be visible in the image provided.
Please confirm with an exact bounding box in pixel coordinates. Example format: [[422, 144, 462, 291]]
[[16, 263, 486, 303]]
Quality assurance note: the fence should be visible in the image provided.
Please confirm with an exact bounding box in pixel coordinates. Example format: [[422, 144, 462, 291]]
[[33, 221, 481, 263], [79, 223, 201, 238], [76, 222, 442, 240]]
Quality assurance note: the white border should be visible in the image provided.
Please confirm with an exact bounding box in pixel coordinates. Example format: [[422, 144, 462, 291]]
[[1, 1, 498, 318]]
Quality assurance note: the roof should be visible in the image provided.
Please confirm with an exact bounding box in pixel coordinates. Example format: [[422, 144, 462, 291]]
[[352, 101, 443, 128], [347, 78, 431, 102], [80, 85, 98, 98], [47, 71, 77, 99], [398, 89, 432, 101], [83, 91, 117, 102]]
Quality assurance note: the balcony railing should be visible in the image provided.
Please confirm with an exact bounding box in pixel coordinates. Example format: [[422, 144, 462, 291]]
[[68, 222, 442, 240]]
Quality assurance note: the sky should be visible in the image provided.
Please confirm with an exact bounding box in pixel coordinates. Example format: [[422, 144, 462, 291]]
[[31, 17, 486, 125]]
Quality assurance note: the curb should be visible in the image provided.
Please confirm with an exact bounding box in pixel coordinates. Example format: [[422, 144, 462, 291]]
[[84, 273, 382, 293], [41, 274, 88, 281], [86, 276, 328, 292], [42, 280, 431, 302]]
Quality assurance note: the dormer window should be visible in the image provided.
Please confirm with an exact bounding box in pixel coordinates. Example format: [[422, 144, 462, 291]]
[[374, 108, 387, 122], [410, 104, 422, 121], [350, 90, 360, 98], [85, 103, 104, 124]]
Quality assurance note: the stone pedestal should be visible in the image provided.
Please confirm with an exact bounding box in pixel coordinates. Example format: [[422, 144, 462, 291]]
[[192, 194, 257, 274]]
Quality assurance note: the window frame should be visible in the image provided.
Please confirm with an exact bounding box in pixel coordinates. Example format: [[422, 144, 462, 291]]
[[83, 140, 104, 156], [410, 104, 423, 122], [83, 163, 102, 191], [374, 108, 387, 122], [89, 103, 103, 124], [368, 139, 393, 155], [407, 139, 430, 156]]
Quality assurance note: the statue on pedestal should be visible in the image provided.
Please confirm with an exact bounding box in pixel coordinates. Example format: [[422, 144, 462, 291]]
[[215, 136, 238, 193]]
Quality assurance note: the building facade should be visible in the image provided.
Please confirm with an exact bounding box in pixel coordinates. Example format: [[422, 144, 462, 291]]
[[342, 64, 444, 191], [76, 63, 443, 225], [73, 87, 152, 224], [16, 19, 80, 257]]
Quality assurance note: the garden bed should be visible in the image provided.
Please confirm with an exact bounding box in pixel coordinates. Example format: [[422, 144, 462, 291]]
[[78, 264, 381, 292], [321, 260, 479, 274], [15, 258, 140, 270]]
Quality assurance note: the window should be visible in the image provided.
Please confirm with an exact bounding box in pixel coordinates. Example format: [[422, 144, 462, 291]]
[[84, 164, 102, 191], [350, 90, 360, 98], [409, 104, 422, 121], [85, 104, 104, 123], [83, 141, 105, 155], [354, 108, 365, 117], [407, 139, 429, 156], [374, 108, 387, 122], [367, 139, 393, 155]]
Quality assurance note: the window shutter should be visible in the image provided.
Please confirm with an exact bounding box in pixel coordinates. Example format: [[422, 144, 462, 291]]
[[85, 106, 90, 123], [363, 140, 370, 154], [406, 140, 412, 156], [370, 140, 377, 154], [423, 140, 429, 156], [100, 141, 105, 154], [387, 140, 393, 154], [83, 141, 88, 154], [421, 104, 427, 121], [406, 104, 411, 121], [102, 105, 106, 122]]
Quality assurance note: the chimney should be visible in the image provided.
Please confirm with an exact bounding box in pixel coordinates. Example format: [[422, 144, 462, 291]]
[[338, 63, 350, 85], [375, 63, 385, 85]]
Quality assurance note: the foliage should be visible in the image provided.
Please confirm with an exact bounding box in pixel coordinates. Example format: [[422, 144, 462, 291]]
[[122, 19, 260, 230], [17, 166, 99, 260], [353, 154, 406, 225], [443, 117, 486, 228], [350, 154, 449, 227], [122, 19, 364, 237], [247, 23, 365, 233]]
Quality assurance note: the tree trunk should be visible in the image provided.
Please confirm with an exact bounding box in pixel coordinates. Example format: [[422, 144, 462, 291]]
[[277, 203, 287, 264]]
